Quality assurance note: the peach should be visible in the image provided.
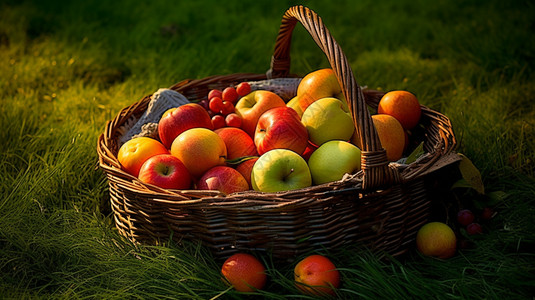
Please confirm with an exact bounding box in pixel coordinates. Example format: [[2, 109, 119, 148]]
[[117, 137, 169, 177], [378, 90, 421, 130], [215, 127, 258, 160], [170, 128, 227, 178], [235, 157, 259, 189], [197, 166, 249, 195]]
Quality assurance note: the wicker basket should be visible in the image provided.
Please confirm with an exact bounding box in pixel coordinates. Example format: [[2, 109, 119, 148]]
[[97, 6, 460, 260]]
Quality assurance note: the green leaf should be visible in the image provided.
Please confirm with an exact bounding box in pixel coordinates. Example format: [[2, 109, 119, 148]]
[[451, 178, 473, 190], [458, 153, 485, 194], [225, 155, 259, 166], [405, 142, 425, 164]]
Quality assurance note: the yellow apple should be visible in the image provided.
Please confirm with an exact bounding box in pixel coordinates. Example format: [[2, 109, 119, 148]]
[[286, 96, 304, 118], [301, 97, 355, 146], [296, 68, 348, 112], [307, 140, 361, 185]]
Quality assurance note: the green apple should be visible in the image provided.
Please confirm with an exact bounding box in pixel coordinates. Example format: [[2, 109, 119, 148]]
[[301, 97, 355, 146], [307, 140, 361, 185], [251, 149, 312, 193], [286, 96, 304, 118]]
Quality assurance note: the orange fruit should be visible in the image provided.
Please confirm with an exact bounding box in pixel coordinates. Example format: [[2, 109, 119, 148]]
[[117, 137, 169, 177], [371, 114, 406, 162], [294, 254, 340, 296], [221, 253, 267, 292], [416, 222, 457, 259], [378, 90, 421, 130]]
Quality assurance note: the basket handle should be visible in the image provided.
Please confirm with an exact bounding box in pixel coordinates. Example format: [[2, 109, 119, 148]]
[[269, 5, 400, 190]]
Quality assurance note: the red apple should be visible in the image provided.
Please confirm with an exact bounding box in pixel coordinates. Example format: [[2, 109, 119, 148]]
[[117, 137, 169, 177], [138, 154, 191, 189], [254, 106, 308, 156], [234, 90, 286, 137], [197, 166, 249, 194], [235, 157, 259, 189], [215, 127, 258, 160], [158, 103, 213, 149]]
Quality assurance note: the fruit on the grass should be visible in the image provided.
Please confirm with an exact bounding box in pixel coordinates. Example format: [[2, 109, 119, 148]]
[[236, 82, 251, 97], [235, 90, 286, 137], [222, 87, 239, 103], [117, 137, 169, 177], [457, 209, 475, 226], [211, 114, 226, 129], [352, 114, 405, 162], [221, 253, 267, 292], [416, 222, 457, 259], [215, 127, 258, 160], [286, 96, 304, 118], [251, 149, 312, 193], [138, 154, 191, 190], [296, 68, 347, 113], [481, 207, 494, 220], [236, 157, 259, 189], [308, 140, 361, 185], [158, 103, 213, 149], [170, 128, 227, 178], [294, 254, 340, 296], [467, 223, 483, 235], [254, 106, 309, 156], [225, 113, 242, 128], [301, 97, 355, 146], [378, 90, 421, 130], [197, 166, 249, 194]]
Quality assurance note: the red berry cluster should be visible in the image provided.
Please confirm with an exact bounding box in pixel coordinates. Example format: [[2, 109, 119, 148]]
[[198, 82, 251, 130], [457, 207, 494, 235]]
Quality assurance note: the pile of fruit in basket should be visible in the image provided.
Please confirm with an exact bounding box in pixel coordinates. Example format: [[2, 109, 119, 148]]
[[117, 68, 423, 194]]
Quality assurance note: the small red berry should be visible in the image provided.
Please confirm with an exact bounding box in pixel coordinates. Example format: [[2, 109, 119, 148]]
[[236, 82, 252, 97], [466, 223, 483, 235], [208, 89, 223, 100], [209, 97, 224, 114], [225, 113, 242, 128], [481, 207, 495, 220], [457, 209, 475, 226], [220, 100, 235, 115], [211, 114, 226, 129], [222, 87, 239, 103]]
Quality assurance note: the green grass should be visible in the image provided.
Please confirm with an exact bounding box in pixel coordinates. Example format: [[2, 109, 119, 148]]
[[1, 0, 534, 298]]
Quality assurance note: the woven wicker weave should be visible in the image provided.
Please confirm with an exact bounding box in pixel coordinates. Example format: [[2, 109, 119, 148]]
[[97, 6, 459, 260]]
